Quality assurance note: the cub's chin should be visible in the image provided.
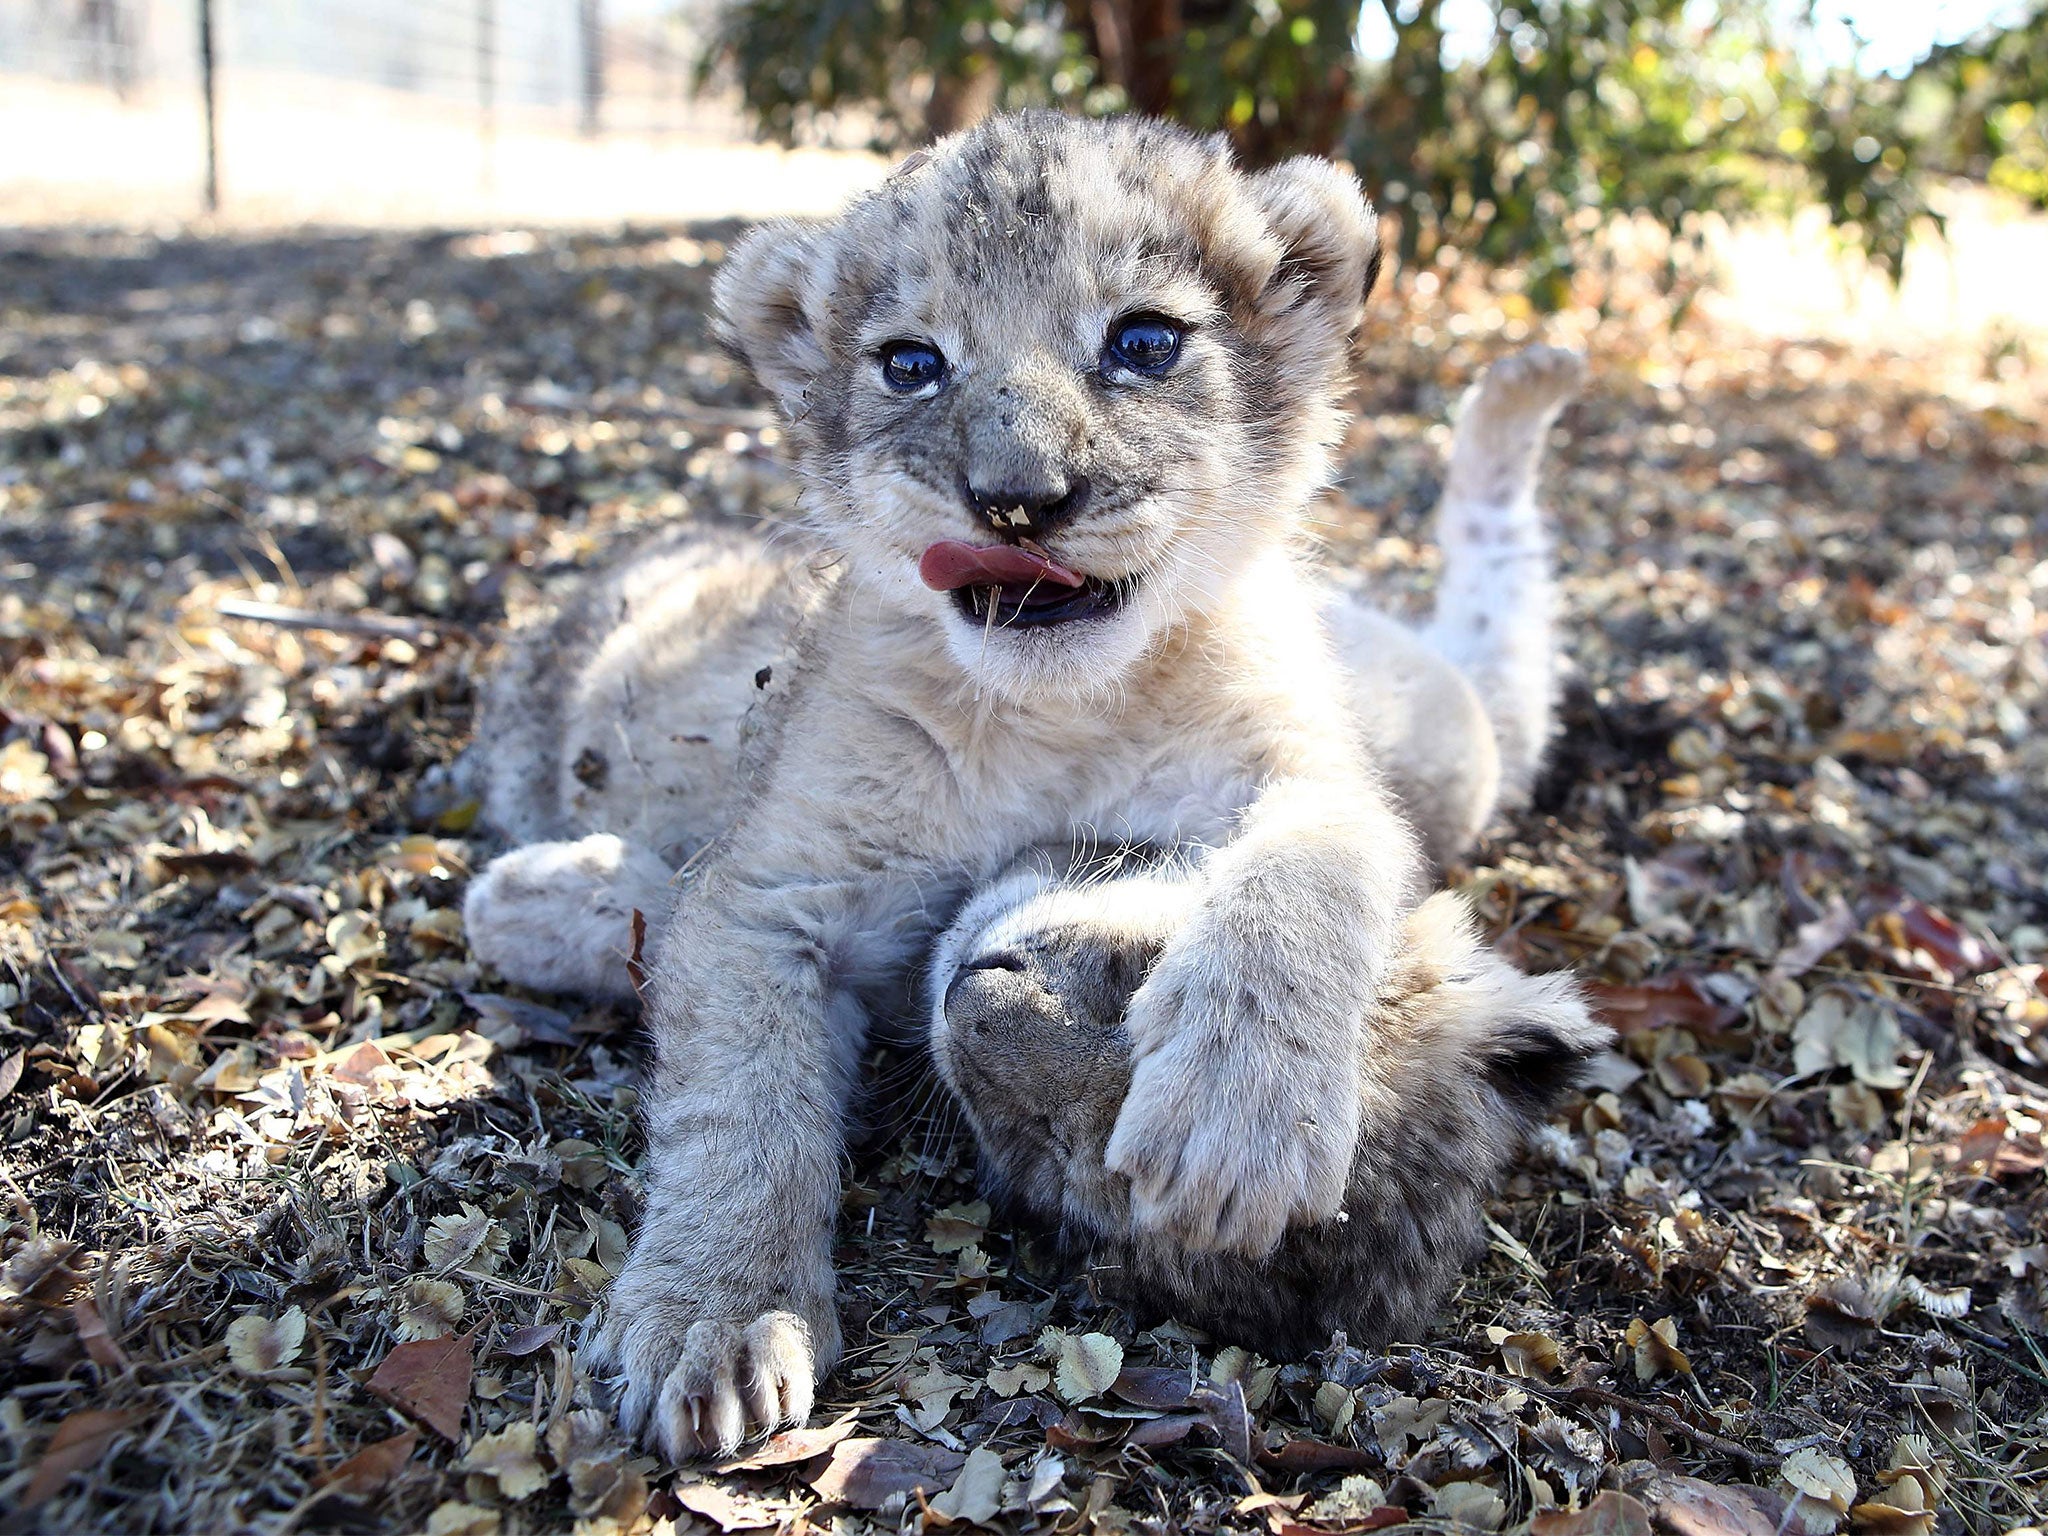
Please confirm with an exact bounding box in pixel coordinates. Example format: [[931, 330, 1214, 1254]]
[[935, 589, 1158, 705], [928, 868, 1610, 1358]]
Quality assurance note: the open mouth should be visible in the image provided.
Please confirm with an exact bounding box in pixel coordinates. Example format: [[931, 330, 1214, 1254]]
[[919, 539, 1134, 630], [950, 575, 1128, 628]]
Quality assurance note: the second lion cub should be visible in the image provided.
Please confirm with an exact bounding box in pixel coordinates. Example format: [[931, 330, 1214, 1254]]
[[930, 868, 1605, 1355]]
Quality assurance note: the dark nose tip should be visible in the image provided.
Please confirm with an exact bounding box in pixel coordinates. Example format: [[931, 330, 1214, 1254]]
[[965, 951, 1027, 973], [942, 951, 1029, 1022], [963, 476, 1089, 537]]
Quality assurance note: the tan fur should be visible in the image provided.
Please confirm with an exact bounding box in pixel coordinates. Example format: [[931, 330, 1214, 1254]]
[[461, 110, 1580, 1459]]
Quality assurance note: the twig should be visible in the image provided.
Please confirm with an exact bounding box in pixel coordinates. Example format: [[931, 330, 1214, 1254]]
[[1564, 1379, 1777, 1471], [1442, 1360, 1777, 1472], [214, 598, 448, 645]]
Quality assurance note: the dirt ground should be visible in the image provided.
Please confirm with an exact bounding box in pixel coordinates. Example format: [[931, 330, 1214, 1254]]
[[0, 223, 2044, 1535]]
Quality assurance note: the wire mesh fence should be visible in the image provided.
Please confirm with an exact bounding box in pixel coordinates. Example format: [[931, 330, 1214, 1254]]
[[0, 0, 862, 224]]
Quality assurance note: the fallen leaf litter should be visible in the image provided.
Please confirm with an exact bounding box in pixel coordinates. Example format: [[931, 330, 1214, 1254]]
[[1, 226, 2044, 1531]]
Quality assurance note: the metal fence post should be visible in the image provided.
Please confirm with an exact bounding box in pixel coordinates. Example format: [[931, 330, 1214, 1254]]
[[477, 0, 496, 195], [579, 0, 603, 137], [198, 0, 219, 212]]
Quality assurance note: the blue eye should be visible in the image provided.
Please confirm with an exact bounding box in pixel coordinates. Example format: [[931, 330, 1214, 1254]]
[[1105, 315, 1183, 376], [880, 340, 945, 392]]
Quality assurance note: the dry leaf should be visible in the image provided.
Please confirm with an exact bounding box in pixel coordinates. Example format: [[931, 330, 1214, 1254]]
[[424, 1501, 500, 1536], [457, 1421, 550, 1501], [1433, 1480, 1508, 1530], [1046, 1328, 1123, 1403], [1374, 1394, 1450, 1453], [988, 1361, 1052, 1397], [1209, 1344, 1251, 1384], [1880, 898, 1994, 978], [1654, 1049, 1714, 1098], [1257, 1437, 1382, 1476], [1777, 1447, 1858, 1534], [495, 1321, 561, 1357], [925, 1200, 990, 1254], [1793, 990, 1910, 1089], [1588, 974, 1742, 1037], [1769, 894, 1859, 983], [1527, 1410, 1605, 1494], [1805, 1276, 1883, 1357], [318, 1429, 419, 1496], [672, 1482, 788, 1532], [1313, 1379, 1356, 1436], [225, 1306, 306, 1374], [22, 1408, 140, 1507], [903, 1361, 972, 1429], [713, 1408, 859, 1471], [1849, 1475, 1935, 1536], [325, 911, 385, 969], [73, 1296, 130, 1370], [424, 1204, 510, 1276], [808, 1437, 965, 1510], [1828, 1082, 1886, 1133], [928, 1445, 1006, 1526], [547, 1408, 643, 1519], [1896, 1274, 1970, 1319], [1533, 1490, 1653, 1536], [1307, 1475, 1391, 1522], [392, 1278, 465, 1341], [463, 991, 579, 1047], [0, 738, 59, 804], [1875, 1435, 1945, 1506], [1624, 1316, 1693, 1380], [0, 1235, 84, 1307], [1946, 1117, 2048, 1178], [1639, 1475, 1789, 1536], [1487, 1325, 1562, 1378], [367, 1332, 474, 1440]]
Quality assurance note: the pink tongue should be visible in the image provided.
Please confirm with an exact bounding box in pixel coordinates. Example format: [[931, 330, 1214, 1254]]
[[918, 540, 1085, 593]]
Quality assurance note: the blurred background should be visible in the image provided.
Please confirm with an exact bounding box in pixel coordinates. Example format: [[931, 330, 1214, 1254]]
[[3, 0, 2046, 342]]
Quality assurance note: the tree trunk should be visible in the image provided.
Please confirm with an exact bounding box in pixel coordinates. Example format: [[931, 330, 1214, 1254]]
[[1126, 0, 1183, 117], [926, 55, 1002, 139]]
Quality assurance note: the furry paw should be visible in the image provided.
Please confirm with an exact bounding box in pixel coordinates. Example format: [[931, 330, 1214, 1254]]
[[1472, 344, 1585, 423], [583, 1282, 832, 1462], [1104, 977, 1358, 1256], [463, 834, 674, 1000]]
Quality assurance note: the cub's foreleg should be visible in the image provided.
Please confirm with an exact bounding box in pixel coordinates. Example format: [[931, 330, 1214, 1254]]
[[580, 872, 862, 1460], [1105, 770, 1422, 1256], [1423, 345, 1584, 803]]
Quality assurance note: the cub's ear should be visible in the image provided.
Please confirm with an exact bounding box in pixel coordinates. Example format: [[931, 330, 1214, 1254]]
[[1244, 157, 1383, 338], [712, 219, 832, 417], [1480, 987, 1612, 1124]]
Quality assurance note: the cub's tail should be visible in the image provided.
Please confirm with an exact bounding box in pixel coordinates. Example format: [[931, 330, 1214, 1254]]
[[1422, 346, 1584, 806]]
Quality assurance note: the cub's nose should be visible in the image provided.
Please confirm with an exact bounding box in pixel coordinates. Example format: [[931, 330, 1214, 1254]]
[[943, 950, 1050, 1038], [964, 476, 1089, 537]]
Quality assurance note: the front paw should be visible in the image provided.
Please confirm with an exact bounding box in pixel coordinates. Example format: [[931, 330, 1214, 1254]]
[[581, 1267, 837, 1462], [1104, 1007, 1359, 1256]]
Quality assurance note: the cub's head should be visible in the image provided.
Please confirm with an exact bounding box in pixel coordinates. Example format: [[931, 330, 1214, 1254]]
[[714, 112, 1380, 702], [926, 856, 1198, 1235], [929, 867, 1610, 1263]]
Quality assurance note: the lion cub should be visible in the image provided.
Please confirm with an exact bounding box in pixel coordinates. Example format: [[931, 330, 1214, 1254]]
[[461, 107, 1583, 1460], [930, 860, 1607, 1354]]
